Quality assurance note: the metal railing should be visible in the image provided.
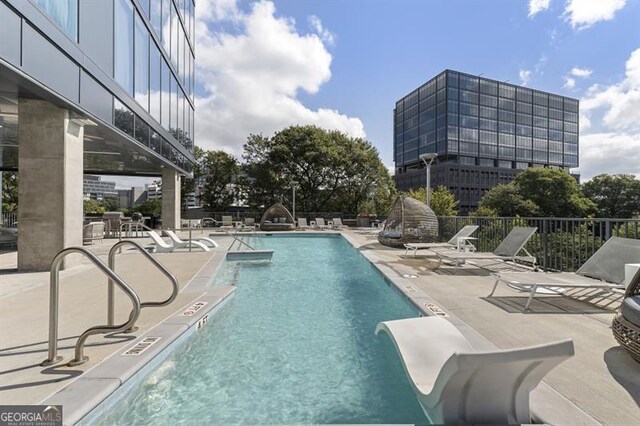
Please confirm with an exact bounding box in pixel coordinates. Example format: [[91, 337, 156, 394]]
[[200, 218, 257, 251], [107, 240, 179, 332], [0, 212, 17, 228], [437, 216, 640, 272], [41, 247, 141, 367]]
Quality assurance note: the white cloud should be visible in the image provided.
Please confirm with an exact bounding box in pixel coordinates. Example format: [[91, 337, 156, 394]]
[[308, 15, 335, 46], [194, 1, 364, 156], [579, 48, 640, 179], [580, 48, 640, 132], [579, 133, 640, 180], [564, 0, 627, 29], [571, 67, 592, 77], [529, 0, 551, 17], [519, 69, 532, 85], [564, 77, 576, 88]]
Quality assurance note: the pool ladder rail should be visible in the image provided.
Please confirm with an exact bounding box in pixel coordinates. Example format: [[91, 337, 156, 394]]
[[201, 218, 274, 261], [41, 241, 179, 367]]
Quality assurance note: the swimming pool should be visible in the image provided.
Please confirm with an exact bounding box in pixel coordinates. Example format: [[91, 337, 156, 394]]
[[95, 235, 427, 424]]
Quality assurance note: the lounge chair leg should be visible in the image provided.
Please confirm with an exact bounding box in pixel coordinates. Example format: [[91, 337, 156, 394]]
[[489, 277, 500, 297], [404, 247, 409, 256], [525, 285, 537, 311]]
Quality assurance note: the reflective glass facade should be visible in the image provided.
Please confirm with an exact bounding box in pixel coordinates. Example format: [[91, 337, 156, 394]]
[[0, 0, 195, 175], [394, 70, 579, 213], [394, 70, 579, 171]]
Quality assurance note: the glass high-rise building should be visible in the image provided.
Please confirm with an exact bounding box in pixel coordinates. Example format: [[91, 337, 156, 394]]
[[394, 70, 579, 213], [0, 0, 195, 175], [0, 0, 195, 270]]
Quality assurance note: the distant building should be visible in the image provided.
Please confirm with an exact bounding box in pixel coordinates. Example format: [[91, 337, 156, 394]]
[[145, 182, 162, 200], [393, 69, 579, 213], [83, 175, 118, 201]]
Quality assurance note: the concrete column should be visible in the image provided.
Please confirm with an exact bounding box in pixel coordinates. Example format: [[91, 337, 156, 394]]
[[161, 167, 180, 230], [18, 99, 84, 271]]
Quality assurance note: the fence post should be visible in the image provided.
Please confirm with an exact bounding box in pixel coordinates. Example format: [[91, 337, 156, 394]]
[[542, 218, 548, 272], [605, 219, 611, 241]]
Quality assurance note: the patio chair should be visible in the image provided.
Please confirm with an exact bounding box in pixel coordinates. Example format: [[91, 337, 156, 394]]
[[147, 230, 175, 253], [83, 222, 104, 245], [220, 216, 234, 230], [164, 230, 216, 250], [490, 236, 640, 310], [332, 218, 348, 230], [436, 226, 538, 274], [376, 316, 574, 424], [102, 211, 126, 238], [404, 225, 479, 256], [612, 268, 640, 363], [244, 217, 258, 230], [297, 218, 309, 230], [315, 218, 328, 230]]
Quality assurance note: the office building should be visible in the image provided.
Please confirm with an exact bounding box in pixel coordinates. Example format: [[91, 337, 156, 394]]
[[83, 175, 118, 202], [394, 70, 579, 213], [0, 0, 195, 269]]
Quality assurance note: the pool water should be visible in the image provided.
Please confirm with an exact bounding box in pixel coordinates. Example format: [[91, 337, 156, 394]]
[[96, 235, 427, 424]]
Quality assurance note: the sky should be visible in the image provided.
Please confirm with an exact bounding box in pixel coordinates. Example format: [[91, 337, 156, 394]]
[[114, 0, 640, 188]]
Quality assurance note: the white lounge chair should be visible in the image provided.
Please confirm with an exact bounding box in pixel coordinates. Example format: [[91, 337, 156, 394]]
[[297, 218, 309, 230], [332, 218, 348, 230], [315, 218, 328, 230], [404, 225, 479, 256], [491, 236, 640, 310], [147, 230, 175, 253], [376, 316, 574, 424], [220, 216, 234, 230], [436, 226, 538, 273], [164, 230, 216, 250], [243, 217, 257, 230]]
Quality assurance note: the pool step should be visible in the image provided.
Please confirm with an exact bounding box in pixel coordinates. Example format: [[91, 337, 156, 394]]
[[226, 250, 274, 261]]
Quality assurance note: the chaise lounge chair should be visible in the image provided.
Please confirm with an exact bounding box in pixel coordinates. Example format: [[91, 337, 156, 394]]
[[147, 230, 175, 253], [297, 218, 309, 230], [613, 268, 640, 363], [491, 236, 640, 311], [164, 230, 216, 250], [315, 218, 328, 230], [220, 216, 234, 231], [404, 225, 479, 256], [331, 218, 348, 230], [436, 226, 538, 273], [376, 316, 574, 424]]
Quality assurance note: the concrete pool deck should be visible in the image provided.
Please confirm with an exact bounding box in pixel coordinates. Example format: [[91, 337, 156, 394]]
[[0, 229, 637, 425]]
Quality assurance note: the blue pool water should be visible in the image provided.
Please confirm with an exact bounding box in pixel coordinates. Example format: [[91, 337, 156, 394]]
[[97, 235, 427, 424]]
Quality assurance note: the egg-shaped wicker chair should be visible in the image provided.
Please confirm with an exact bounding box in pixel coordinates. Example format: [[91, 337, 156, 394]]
[[612, 268, 640, 363], [260, 203, 295, 231], [378, 196, 439, 248]]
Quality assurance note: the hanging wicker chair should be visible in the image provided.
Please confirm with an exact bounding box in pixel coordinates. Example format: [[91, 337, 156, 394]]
[[612, 268, 640, 363], [260, 203, 295, 231], [378, 196, 439, 248]]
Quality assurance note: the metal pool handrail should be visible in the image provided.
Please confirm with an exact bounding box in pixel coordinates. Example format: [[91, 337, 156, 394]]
[[200, 218, 257, 251], [42, 247, 141, 367], [107, 240, 179, 332]]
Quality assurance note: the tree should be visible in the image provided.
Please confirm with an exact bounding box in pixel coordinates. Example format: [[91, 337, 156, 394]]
[[513, 168, 596, 217], [199, 150, 239, 211], [240, 125, 395, 215], [1, 172, 18, 212], [400, 186, 459, 216], [130, 199, 162, 216], [83, 199, 105, 214], [477, 184, 541, 217], [582, 174, 640, 218], [102, 196, 121, 212]]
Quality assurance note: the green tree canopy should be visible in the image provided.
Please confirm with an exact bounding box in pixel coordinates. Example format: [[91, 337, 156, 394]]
[[582, 174, 640, 218], [400, 186, 459, 216], [477, 168, 596, 217], [199, 150, 239, 211], [130, 199, 162, 216], [1, 172, 18, 212], [83, 199, 106, 214], [240, 125, 395, 215], [512, 168, 595, 217]]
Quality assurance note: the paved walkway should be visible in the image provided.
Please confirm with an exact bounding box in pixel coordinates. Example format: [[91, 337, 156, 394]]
[[0, 229, 638, 424]]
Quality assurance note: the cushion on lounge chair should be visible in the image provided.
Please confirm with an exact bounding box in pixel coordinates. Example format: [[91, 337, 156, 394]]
[[621, 296, 640, 328]]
